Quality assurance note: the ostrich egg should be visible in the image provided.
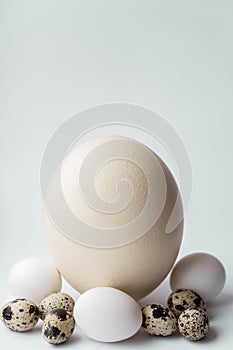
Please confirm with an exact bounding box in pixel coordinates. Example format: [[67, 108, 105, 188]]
[[44, 136, 183, 300]]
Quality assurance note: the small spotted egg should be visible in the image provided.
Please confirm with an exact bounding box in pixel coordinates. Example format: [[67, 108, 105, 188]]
[[141, 304, 177, 336], [178, 308, 209, 341], [39, 292, 75, 320], [42, 308, 75, 345], [167, 289, 206, 317], [0, 298, 39, 332]]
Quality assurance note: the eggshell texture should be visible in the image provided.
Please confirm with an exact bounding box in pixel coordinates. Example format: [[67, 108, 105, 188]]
[[0, 299, 39, 332], [42, 308, 75, 344], [167, 289, 206, 317], [141, 304, 177, 336], [8, 258, 62, 304], [178, 308, 209, 341], [45, 136, 183, 300], [74, 287, 142, 342], [39, 292, 75, 320], [170, 253, 226, 301]]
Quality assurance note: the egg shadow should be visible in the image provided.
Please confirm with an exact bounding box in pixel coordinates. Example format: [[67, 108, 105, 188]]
[[15, 324, 42, 337], [84, 328, 155, 348], [108, 328, 182, 348], [202, 327, 218, 343], [121, 328, 155, 346], [66, 333, 81, 345], [208, 292, 233, 308], [207, 292, 233, 319], [29, 326, 43, 335]]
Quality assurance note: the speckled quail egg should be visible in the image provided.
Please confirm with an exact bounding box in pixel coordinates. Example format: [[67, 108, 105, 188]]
[[178, 308, 209, 341], [39, 292, 75, 320], [42, 308, 75, 344], [0, 298, 39, 332], [141, 304, 177, 336], [167, 288, 206, 317]]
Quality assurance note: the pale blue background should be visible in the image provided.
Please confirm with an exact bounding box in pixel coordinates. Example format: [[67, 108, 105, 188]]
[[0, 1, 232, 349]]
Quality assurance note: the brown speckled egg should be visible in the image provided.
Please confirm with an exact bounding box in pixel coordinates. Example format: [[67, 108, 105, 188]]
[[167, 289, 206, 317], [39, 292, 75, 320], [141, 304, 177, 336], [178, 308, 209, 341], [42, 308, 75, 344], [0, 298, 39, 332]]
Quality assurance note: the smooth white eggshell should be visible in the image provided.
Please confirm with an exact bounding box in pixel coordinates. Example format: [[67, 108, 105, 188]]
[[8, 257, 62, 303], [74, 287, 142, 342], [170, 252, 226, 301]]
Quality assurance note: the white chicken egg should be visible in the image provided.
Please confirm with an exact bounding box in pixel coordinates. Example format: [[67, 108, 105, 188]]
[[74, 287, 142, 342], [8, 257, 62, 304], [170, 252, 226, 301]]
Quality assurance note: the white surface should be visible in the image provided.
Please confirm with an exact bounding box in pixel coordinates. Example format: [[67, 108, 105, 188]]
[[0, 0, 233, 349]]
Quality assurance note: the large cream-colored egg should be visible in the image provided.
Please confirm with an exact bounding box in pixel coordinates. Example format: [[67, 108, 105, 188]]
[[44, 136, 183, 300]]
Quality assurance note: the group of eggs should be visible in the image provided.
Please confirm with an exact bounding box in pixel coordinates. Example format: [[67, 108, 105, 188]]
[[0, 294, 75, 344], [0, 288, 208, 344], [0, 252, 226, 344]]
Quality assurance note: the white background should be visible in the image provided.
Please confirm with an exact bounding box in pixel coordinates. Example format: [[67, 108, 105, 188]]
[[0, 1, 233, 349]]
